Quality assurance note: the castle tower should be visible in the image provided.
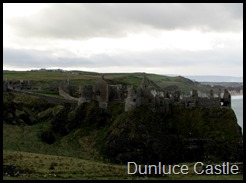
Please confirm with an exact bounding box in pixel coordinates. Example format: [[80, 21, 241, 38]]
[[192, 89, 198, 101], [125, 86, 141, 112], [222, 89, 231, 108], [94, 75, 109, 109]]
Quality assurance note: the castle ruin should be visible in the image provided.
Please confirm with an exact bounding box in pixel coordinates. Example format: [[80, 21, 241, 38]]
[[78, 74, 126, 109], [78, 74, 232, 111], [3, 74, 232, 111]]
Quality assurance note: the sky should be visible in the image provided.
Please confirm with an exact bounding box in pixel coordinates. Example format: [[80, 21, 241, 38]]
[[3, 3, 243, 77]]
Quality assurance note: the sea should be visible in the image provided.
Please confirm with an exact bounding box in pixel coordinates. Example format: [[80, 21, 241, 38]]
[[231, 95, 243, 134]]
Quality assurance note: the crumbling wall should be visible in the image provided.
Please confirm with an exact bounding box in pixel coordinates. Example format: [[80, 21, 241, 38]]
[[222, 89, 231, 108], [76, 75, 232, 111], [108, 85, 123, 101], [93, 77, 109, 109], [192, 89, 198, 101], [6, 80, 32, 91], [7, 80, 22, 90], [59, 86, 78, 101], [197, 98, 221, 108], [141, 87, 156, 108], [124, 86, 142, 112], [78, 85, 93, 105]]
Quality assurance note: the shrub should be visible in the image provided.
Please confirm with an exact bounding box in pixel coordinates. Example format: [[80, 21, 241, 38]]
[[40, 129, 56, 144]]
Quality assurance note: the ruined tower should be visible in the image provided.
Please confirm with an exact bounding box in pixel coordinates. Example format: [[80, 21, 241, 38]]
[[93, 75, 109, 109], [222, 89, 231, 108], [124, 86, 142, 112], [192, 89, 198, 102]]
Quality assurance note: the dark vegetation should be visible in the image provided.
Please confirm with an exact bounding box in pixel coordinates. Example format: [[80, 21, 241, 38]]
[[3, 92, 243, 165], [102, 106, 243, 164]]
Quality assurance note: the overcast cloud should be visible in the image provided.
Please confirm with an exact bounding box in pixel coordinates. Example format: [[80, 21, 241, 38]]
[[3, 3, 243, 76]]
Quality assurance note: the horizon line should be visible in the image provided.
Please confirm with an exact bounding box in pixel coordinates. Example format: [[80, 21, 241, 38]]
[[3, 69, 243, 78]]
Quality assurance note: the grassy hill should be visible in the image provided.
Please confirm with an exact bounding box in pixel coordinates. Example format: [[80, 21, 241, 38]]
[[3, 70, 210, 95]]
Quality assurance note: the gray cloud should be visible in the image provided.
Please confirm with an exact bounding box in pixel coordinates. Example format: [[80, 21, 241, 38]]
[[3, 48, 92, 69], [6, 3, 243, 39]]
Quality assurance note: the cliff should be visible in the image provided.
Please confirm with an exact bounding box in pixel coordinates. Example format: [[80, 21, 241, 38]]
[[102, 105, 243, 164], [3, 92, 243, 164]]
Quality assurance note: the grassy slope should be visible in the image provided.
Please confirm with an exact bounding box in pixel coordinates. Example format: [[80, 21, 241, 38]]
[[3, 123, 101, 161], [3, 71, 210, 95], [3, 151, 242, 180]]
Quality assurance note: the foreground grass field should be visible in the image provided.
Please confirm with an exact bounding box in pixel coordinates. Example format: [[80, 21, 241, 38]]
[[3, 151, 243, 180]]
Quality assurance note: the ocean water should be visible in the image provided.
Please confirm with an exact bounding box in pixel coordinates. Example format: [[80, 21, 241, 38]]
[[231, 96, 243, 133]]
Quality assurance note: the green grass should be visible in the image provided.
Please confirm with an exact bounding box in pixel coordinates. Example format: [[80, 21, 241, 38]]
[[3, 71, 99, 81], [3, 71, 211, 95], [31, 90, 63, 98], [3, 150, 243, 180], [3, 150, 127, 180], [3, 123, 100, 161]]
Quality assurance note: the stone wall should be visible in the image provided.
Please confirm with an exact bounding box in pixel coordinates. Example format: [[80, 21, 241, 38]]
[[109, 84, 128, 101], [125, 86, 142, 112], [94, 78, 109, 104], [58, 86, 79, 101], [197, 97, 221, 108], [222, 89, 231, 108], [78, 85, 93, 105], [141, 87, 156, 108], [6, 80, 32, 90]]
